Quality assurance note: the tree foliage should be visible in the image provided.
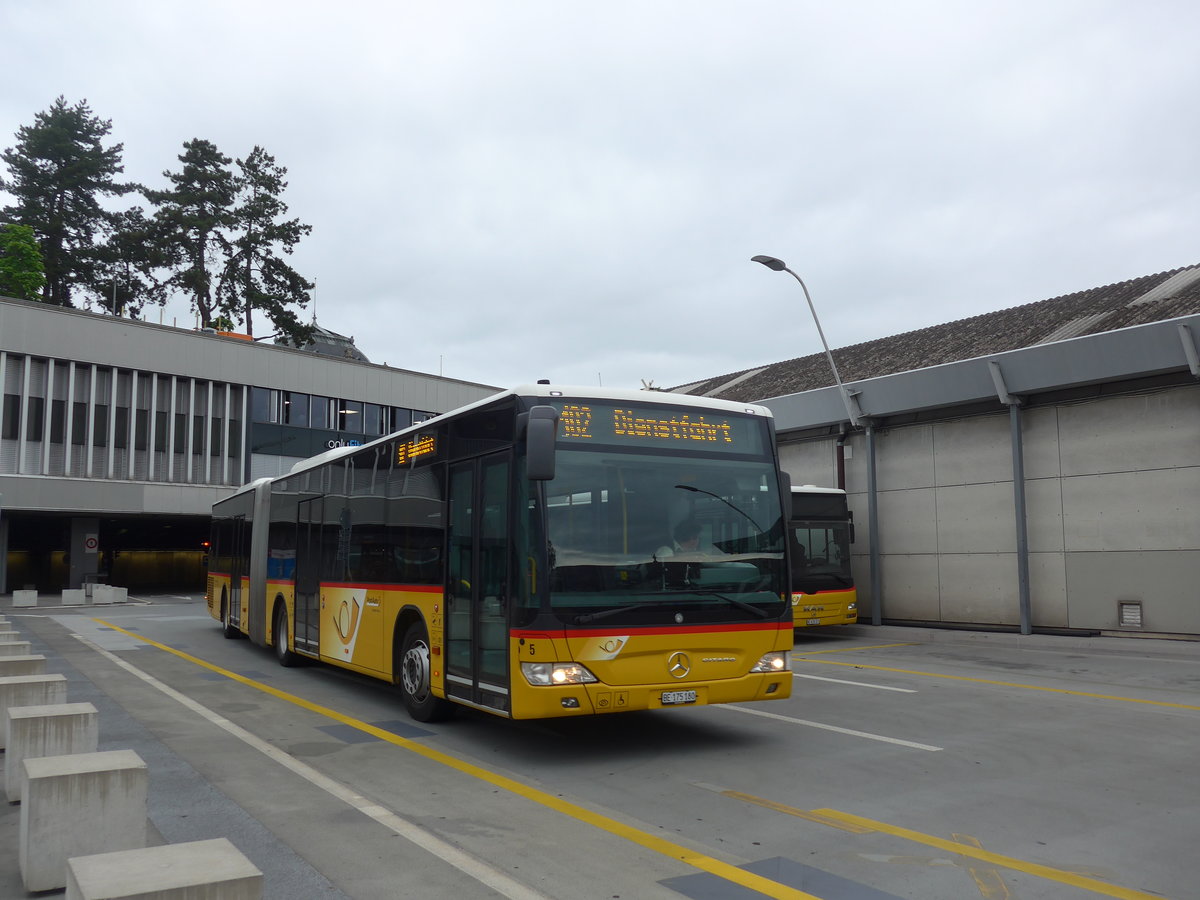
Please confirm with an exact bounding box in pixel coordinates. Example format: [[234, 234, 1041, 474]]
[[217, 146, 314, 344], [0, 96, 131, 306], [0, 223, 47, 300], [142, 138, 237, 328], [1, 101, 316, 340], [144, 140, 314, 344]]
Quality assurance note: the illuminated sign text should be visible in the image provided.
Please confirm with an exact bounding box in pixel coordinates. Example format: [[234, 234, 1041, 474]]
[[396, 434, 436, 465]]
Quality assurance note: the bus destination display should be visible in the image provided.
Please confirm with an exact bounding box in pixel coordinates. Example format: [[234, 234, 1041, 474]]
[[555, 402, 764, 454]]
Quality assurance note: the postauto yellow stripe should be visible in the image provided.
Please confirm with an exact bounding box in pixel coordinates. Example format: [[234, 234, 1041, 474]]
[[94, 619, 820, 900]]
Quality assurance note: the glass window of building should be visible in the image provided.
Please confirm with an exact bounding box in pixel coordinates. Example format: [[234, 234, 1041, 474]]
[[339, 399, 363, 433], [283, 391, 309, 426], [251, 387, 278, 423], [310, 395, 331, 430], [364, 403, 383, 435]]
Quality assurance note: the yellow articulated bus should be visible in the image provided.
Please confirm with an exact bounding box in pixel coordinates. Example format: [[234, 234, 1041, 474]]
[[208, 385, 794, 721], [788, 485, 857, 628]]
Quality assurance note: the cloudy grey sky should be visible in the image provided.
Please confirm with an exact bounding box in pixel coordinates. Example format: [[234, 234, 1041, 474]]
[[4, 1, 1198, 392]]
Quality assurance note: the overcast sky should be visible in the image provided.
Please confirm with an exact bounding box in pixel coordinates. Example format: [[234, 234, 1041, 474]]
[[4, 1, 1198, 392]]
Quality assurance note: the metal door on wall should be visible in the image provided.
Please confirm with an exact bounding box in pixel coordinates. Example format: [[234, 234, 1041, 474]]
[[444, 454, 511, 712]]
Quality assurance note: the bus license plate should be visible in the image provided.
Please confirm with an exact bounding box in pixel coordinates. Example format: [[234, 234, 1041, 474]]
[[662, 690, 697, 705], [806, 618, 822, 625]]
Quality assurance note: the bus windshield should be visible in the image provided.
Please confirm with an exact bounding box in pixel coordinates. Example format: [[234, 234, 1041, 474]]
[[545, 448, 787, 627], [789, 519, 853, 592]]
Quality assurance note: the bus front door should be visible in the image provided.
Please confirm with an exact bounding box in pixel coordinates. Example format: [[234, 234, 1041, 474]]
[[445, 455, 511, 714], [294, 497, 324, 657]]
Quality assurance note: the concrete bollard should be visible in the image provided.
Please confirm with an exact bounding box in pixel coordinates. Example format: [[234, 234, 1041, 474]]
[[0, 641, 34, 656], [13, 589, 38, 608], [0, 673, 69, 749], [111, 586, 128, 604], [0, 655, 46, 677], [92, 585, 112, 605], [65, 838, 264, 900], [6, 702, 100, 802], [62, 589, 86, 606], [20, 749, 149, 893]]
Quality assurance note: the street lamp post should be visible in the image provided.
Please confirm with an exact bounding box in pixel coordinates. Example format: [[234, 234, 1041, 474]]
[[751, 255, 860, 427]]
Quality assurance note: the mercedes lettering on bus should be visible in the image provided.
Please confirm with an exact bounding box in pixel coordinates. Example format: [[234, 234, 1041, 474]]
[[207, 385, 794, 721]]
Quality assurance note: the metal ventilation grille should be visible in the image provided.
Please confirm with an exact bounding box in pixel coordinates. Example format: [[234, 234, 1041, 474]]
[[1117, 600, 1143, 629]]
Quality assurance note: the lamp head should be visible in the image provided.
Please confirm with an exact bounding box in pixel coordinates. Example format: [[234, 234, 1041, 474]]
[[751, 255, 788, 272]]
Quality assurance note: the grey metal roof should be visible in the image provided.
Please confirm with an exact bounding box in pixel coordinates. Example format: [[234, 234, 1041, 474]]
[[673, 264, 1200, 405]]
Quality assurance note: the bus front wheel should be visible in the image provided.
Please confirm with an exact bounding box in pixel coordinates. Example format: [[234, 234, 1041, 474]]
[[398, 622, 453, 722]]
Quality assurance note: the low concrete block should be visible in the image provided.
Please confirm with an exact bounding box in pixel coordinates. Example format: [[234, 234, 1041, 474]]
[[62, 589, 86, 606], [0, 655, 46, 677], [0, 641, 34, 656], [20, 749, 149, 893], [92, 585, 112, 605], [111, 586, 128, 604], [0, 673, 69, 749], [13, 589, 38, 608], [0, 628, 21, 641], [6, 702, 100, 802], [65, 838, 263, 900]]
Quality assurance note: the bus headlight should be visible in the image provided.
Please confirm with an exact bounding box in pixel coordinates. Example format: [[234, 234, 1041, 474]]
[[749, 651, 790, 673], [521, 661, 599, 686]]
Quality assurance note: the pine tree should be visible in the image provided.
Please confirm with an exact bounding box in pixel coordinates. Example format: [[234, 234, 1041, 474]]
[[0, 97, 131, 306], [218, 146, 315, 345], [143, 138, 237, 328]]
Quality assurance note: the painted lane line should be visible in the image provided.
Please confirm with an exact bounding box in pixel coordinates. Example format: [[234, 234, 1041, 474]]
[[795, 643, 919, 654], [793, 672, 917, 693], [807, 659, 1200, 711], [691, 784, 874, 834], [73, 633, 550, 900], [813, 808, 1164, 900], [722, 704, 943, 751], [87, 619, 827, 900]]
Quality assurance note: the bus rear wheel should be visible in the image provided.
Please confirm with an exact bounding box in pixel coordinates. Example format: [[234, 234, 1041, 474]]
[[273, 606, 298, 667], [221, 590, 238, 639], [398, 622, 453, 722]]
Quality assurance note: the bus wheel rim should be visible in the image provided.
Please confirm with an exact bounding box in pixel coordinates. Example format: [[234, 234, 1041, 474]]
[[402, 639, 431, 700]]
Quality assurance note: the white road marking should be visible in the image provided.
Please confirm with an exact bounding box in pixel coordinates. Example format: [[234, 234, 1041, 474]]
[[72, 633, 553, 900], [722, 704, 943, 751], [793, 672, 917, 692]]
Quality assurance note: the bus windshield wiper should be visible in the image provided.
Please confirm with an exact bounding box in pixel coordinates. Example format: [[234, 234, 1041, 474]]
[[574, 603, 650, 624], [693, 591, 771, 618]]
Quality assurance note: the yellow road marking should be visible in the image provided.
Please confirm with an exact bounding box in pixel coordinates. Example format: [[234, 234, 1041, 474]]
[[715, 789, 874, 833], [93, 619, 823, 900], [797, 658, 1200, 711], [812, 809, 1164, 900], [952, 833, 1010, 900], [795, 643, 919, 654]]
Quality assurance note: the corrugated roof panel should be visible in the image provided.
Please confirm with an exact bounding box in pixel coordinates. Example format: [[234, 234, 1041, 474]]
[[1128, 266, 1200, 307]]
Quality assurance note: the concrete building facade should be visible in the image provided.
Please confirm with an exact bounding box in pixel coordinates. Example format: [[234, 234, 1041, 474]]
[[0, 296, 497, 593], [677, 265, 1200, 637]]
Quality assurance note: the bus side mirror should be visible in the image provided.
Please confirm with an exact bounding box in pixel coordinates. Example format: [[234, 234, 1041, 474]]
[[525, 405, 559, 481], [779, 471, 792, 521]]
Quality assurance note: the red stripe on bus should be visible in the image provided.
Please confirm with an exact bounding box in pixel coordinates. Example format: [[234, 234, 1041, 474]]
[[512, 621, 790, 640]]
